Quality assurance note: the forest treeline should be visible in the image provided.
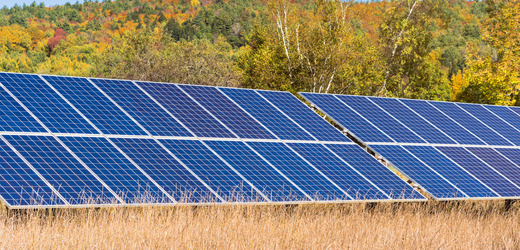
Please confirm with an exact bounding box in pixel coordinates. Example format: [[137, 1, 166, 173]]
[[0, 0, 518, 105]]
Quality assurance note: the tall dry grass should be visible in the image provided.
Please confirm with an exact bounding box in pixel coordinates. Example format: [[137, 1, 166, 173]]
[[1, 201, 519, 249]]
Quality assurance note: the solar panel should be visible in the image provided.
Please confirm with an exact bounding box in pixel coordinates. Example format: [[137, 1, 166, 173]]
[[137, 81, 236, 138], [0, 72, 426, 208], [0, 73, 98, 134], [484, 105, 520, 133], [4, 135, 118, 205], [0, 137, 63, 207], [219, 88, 315, 141], [59, 136, 172, 203], [91, 79, 192, 137], [465, 147, 520, 188], [42, 75, 147, 136], [178, 85, 276, 139]]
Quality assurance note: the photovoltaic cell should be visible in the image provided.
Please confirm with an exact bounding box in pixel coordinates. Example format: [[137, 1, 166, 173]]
[[429, 101, 512, 146], [403, 146, 497, 198], [457, 103, 520, 146], [334, 95, 425, 143], [91, 79, 192, 137], [220, 88, 314, 141], [0, 80, 45, 132], [111, 138, 216, 203], [287, 143, 388, 200], [437, 147, 520, 197], [262, 91, 350, 142], [59, 136, 170, 203], [465, 147, 520, 188], [43, 75, 147, 135], [370, 145, 465, 199], [0, 138, 63, 206], [0, 73, 98, 134], [300, 93, 392, 143], [325, 144, 424, 200], [159, 139, 264, 202], [246, 141, 347, 201], [137, 82, 236, 138], [399, 99, 484, 145], [179, 85, 275, 139], [369, 97, 455, 144], [4, 135, 117, 205], [204, 140, 309, 202]]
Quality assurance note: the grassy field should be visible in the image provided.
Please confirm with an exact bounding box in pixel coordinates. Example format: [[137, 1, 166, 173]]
[[1, 201, 519, 249]]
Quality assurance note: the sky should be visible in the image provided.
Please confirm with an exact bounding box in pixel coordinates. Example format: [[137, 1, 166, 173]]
[[2, 0, 74, 8]]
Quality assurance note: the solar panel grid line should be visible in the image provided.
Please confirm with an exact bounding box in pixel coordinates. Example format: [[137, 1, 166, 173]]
[[462, 148, 520, 196], [0, 135, 70, 206], [423, 101, 490, 146], [427, 146, 501, 197], [481, 105, 520, 144], [87, 78, 225, 203], [130, 81, 199, 138], [0, 79, 126, 204], [372, 145, 470, 199], [394, 98, 460, 144], [330, 95, 398, 144], [365, 97, 431, 144], [453, 103, 516, 146], [254, 90, 320, 141], [280, 143, 353, 200]]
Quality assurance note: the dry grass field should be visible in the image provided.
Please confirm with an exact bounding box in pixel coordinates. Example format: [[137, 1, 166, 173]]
[[1, 201, 519, 249]]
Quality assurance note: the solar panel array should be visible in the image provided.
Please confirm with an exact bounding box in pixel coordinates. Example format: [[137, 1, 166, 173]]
[[301, 93, 520, 200], [0, 72, 424, 208]]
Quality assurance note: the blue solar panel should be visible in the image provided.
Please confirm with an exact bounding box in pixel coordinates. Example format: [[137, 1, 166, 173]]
[[0, 138, 64, 206], [179, 85, 275, 139], [429, 101, 512, 146], [495, 148, 520, 169], [204, 140, 309, 202], [457, 103, 520, 146], [299, 93, 392, 142], [0, 80, 46, 132], [484, 105, 520, 133], [220, 88, 314, 141], [263, 91, 349, 142], [403, 146, 497, 198], [436, 147, 520, 197], [91, 79, 192, 137], [465, 147, 520, 189], [4, 135, 117, 205], [111, 138, 217, 203], [246, 141, 347, 200], [334, 95, 425, 143], [137, 82, 236, 138], [159, 139, 264, 202], [287, 143, 388, 200], [369, 97, 455, 144], [59, 136, 171, 203], [370, 145, 465, 199], [325, 144, 424, 200], [0, 73, 98, 134], [400, 99, 484, 145], [42, 75, 147, 135]]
